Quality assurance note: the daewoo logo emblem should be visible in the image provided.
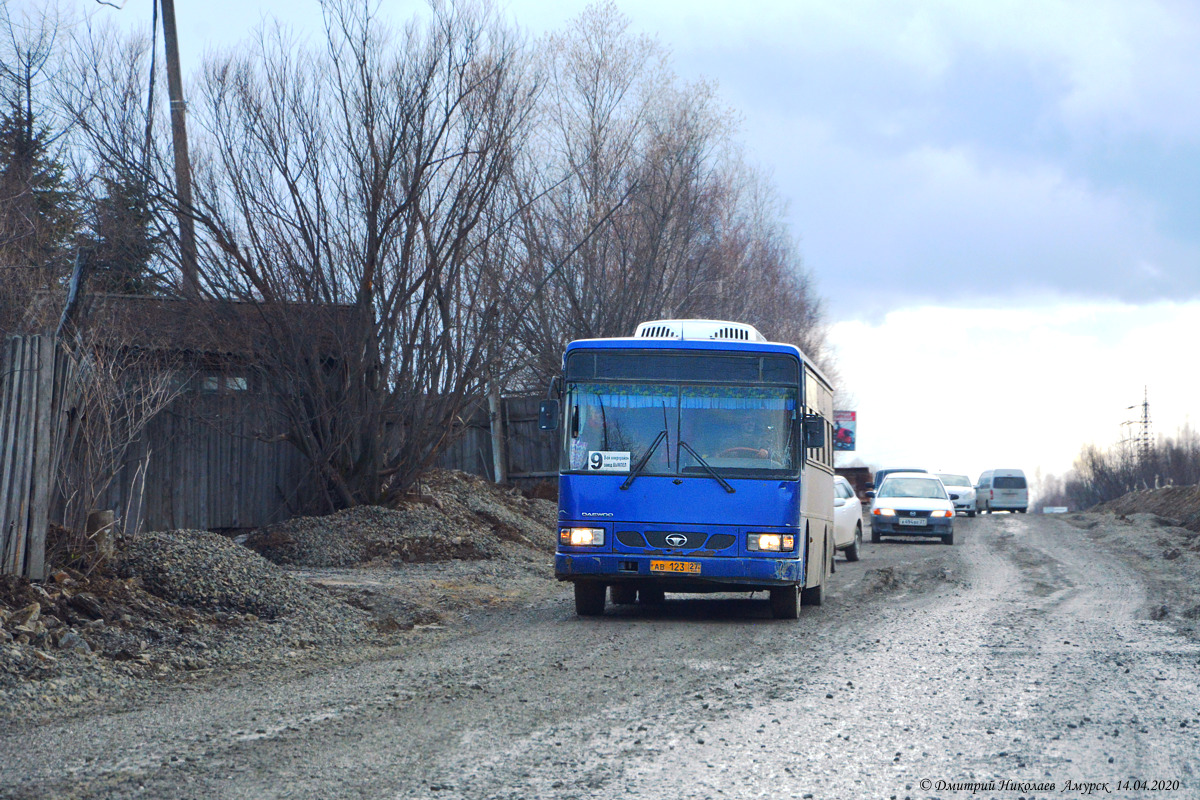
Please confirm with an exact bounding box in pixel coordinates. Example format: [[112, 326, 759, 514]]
[[665, 534, 688, 547]]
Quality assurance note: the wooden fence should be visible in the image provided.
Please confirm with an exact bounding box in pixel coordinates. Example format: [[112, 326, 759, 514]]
[[437, 395, 558, 484], [94, 391, 326, 533], [2, 353, 555, 573], [0, 335, 71, 579], [100, 392, 555, 533]]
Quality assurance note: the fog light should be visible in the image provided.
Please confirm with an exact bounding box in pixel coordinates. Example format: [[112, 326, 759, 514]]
[[561, 527, 605, 546]]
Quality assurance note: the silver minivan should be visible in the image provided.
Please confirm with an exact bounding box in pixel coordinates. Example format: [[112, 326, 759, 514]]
[[976, 469, 1028, 513]]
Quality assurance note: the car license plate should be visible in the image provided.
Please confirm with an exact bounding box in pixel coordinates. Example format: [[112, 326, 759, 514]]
[[898, 517, 927, 527], [650, 560, 701, 574]]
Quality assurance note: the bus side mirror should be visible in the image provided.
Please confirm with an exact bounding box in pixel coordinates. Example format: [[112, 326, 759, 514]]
[[538, 399, 560, 431], [803, 417, 825, 449]]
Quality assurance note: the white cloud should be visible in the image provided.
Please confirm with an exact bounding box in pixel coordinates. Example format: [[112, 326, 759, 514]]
[[830, 300, 1200, 484], [608, 0, 1200, 140], [746, 115, 1200, 315]]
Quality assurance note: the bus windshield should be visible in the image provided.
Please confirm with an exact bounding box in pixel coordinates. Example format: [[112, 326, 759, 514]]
[[563, 382, 798, 478]]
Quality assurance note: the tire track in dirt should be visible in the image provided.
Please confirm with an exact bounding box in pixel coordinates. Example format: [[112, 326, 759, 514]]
[[5, 516, 1200, 799]]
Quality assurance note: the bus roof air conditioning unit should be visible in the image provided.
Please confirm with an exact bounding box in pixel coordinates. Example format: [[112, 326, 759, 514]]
[[634, 319, 767, 343]]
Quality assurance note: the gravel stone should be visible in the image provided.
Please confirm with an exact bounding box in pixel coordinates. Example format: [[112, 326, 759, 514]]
[[247, 470, 556, 568], [0, 470, 558, 724], [116, 528, 315, 619]]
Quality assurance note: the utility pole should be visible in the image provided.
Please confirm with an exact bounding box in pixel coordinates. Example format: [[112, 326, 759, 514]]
[[159, 0, 199, 299], [1139, 386, 1153, 464], [488, 383, 508, 484]]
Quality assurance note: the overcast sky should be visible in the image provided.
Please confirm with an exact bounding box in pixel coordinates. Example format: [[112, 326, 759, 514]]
[[33, 0, 1200, 489]]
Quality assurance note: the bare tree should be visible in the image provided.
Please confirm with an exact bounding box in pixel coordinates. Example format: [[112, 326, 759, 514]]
[[54, 329, 186, 567], [68, 0, 542, 505], [59, 0, 836, 508], [507, 2, 831, 391], [1039, 424, 1200, 510]]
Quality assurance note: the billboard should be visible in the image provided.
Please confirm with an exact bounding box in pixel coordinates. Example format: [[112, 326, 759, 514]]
[[833, 410, 856, 451]]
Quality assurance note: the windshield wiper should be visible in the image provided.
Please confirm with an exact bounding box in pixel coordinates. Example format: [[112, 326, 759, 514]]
[[620, 429, 668, 490], [678, 440, 736, 494]]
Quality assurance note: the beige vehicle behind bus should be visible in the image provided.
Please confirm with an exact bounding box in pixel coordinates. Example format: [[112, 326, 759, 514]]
[[976, 469, 1028, 513]]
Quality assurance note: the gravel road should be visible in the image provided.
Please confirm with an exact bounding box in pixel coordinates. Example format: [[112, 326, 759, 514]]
[[3, 513, 1199, 800]]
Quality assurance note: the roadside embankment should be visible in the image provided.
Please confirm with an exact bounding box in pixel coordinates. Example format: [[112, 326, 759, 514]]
[[0, 470, 558, 722], [1062, 484, 1200, 635]]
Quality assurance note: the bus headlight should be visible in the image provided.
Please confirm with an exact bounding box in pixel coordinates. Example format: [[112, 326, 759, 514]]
[[560, 527, 605, 546], [747, 533, 794, 552], [929, 510, 952, 518], [873, 508, 896, 516]]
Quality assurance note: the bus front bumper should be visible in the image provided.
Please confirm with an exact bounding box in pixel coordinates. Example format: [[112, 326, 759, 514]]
[[555, 552, 804, 588], [871, 518, 953, 537]]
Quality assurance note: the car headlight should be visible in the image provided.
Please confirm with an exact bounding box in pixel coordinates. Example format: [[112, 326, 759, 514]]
[[747, 533, 795, 552], [929, 510, 953, 518], [873, 508, 896, 516], [560, 527, 605, 546]]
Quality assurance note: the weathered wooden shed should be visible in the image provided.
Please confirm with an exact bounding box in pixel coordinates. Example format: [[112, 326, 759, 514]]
[[74, 294, 336, 532]]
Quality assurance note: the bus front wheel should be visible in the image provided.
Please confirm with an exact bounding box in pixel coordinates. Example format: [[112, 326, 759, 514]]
[[770, 586, 799, 619], [574, 582, 606, 616], [800, 580, 824, 607]]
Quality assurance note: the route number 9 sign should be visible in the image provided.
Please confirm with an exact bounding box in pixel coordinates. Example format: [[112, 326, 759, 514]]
[[587, 451, 632, 472]]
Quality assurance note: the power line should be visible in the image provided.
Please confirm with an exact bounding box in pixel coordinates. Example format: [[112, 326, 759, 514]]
[[1122, 386, 1153, 463]]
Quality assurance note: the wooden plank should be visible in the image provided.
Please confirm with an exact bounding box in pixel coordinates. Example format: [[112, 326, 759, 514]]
[[230, 404, 241, 528], [171, 407, 185, 530], [0, 338, 19, 571], [7, 339, 37, 575], [27, 336, 56, 580], [204, 405, 214, 529], [4, 338, 28, 573]]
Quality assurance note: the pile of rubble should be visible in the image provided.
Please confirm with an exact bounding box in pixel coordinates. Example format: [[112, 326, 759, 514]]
[[0, 531, 380, 722], [1068, 484, 1200, 633], [0, 470, 559, 722], [246, 469, 557, 567], [1091, 485, 1200, 533]]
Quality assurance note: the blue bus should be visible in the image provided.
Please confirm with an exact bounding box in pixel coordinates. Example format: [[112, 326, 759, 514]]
[[539, 319, 836, 619]]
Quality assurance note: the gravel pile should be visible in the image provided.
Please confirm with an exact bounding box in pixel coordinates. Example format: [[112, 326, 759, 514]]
[[1091, 485, 1200, 533], [0, 534, 383, 724], [1, 470, 561, 723], [247, 469, 557, 568], [116, 529, 318, 619]]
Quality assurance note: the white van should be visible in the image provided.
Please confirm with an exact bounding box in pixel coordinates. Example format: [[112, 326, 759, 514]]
[[976, 469, 1028, 513]]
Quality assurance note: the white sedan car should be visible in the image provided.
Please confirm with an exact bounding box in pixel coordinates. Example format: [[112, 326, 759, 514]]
[[833, 475, 863, 561], [868, 473, 956, 545], [936, 473, 977, 517]]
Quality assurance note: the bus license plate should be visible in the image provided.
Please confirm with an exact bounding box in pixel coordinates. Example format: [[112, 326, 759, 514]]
[[650, 560, 701, 574], [898, 518, 927, 527]]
